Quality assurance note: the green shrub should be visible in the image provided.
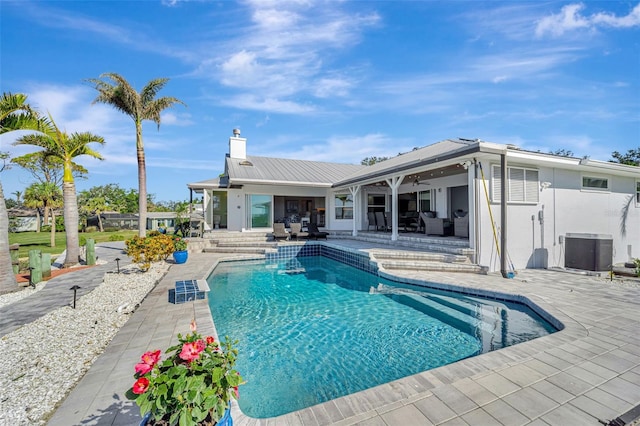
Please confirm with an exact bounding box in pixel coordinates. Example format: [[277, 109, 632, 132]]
[[125, 234, 175, 271], [79, 236, 87, 247], [84, 226, 98, 233], [634, 258, 640, 277], [104, 227, 119, 232], [108, 233, 125, 241]]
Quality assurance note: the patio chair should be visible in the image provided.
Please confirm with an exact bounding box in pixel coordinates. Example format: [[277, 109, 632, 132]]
[[271, 223, 290, 241], [189, 220, 203, 237], [290, 222, 309, 240], [454, 215, 469, 238], [307, 223, 328, 240], [420, 212, 451, 236], [367, 212, 376, 231], [375, 211, 390, 231]]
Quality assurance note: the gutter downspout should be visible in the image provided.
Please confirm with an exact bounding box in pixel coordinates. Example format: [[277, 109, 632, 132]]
[[500, 152, 509, 278]]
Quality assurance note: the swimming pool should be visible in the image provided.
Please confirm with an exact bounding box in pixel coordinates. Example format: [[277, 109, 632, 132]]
[[208, 255, 557, 418]]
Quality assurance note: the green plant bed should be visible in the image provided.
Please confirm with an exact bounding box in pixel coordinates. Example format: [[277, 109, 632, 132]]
[[9, 230, 138, 258]]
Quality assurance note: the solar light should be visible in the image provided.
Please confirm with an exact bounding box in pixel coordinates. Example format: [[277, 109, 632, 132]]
[[115, 257, 121, 274], [28, 267, 35, 288], [70, 285, 81, 309]]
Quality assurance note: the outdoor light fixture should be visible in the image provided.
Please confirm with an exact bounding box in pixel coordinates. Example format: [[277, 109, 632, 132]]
[[70, 285, 81, 309], [459, 160, 473, 170], [115, 257, 121, 274], [540, 181, 552, 190], [28, 267, 35, 288]]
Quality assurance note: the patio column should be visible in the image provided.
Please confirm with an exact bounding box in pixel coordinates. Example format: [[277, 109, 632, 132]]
[[348, 185, 361, 236], [385, 174, 405, 241]]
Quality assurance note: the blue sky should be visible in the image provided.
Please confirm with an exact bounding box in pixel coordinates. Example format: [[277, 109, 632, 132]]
[[1, 1, 639, 203]]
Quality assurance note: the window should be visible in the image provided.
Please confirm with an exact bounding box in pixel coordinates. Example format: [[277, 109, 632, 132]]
[[367, 194, 385, 213], [492, 165, 539, 203], [335, 194, 353, 219], [582, 176, 609, 191]]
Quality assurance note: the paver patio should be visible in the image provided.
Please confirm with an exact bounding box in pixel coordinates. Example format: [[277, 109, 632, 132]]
[[45, 240, 640, 425]]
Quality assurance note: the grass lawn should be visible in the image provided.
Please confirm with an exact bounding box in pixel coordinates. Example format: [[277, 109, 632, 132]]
[[9, 230, 138, 259]]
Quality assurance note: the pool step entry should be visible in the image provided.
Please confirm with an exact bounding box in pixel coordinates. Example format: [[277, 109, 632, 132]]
[[371, 284, 501, 353]]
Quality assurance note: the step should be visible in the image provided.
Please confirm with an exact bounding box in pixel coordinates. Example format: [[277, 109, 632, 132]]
[[372, 285, 497, 351], [216, 241, 277, 248], [203, 247, 276, 255], [378, 260, 487, 274], [370, 250, 470, 264]]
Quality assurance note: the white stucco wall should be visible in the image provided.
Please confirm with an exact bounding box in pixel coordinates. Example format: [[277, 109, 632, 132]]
[[474, 161, 640, 272]]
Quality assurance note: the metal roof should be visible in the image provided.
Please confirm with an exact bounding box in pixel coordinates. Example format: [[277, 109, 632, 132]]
[[334, 139, 481, 187], [226, 155, 365, 187]]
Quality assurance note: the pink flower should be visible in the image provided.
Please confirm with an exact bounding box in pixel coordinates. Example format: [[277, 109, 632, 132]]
[[141, 350, 161, 366], [134, 361, 154, 375], [233, 386, 239, 398], [132, 377, 150, 394], [135, 350, 161, 375], [179, 340, 205, 362], [206, 336, 215, 345]]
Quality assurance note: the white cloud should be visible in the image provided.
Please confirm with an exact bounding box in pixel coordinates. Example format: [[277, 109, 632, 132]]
[[266, 133, 414, 164], [535, 2, 640, 38], [220, 94, 316, 114], [160, 112, 194, 126], [195, 1, 380, 113]]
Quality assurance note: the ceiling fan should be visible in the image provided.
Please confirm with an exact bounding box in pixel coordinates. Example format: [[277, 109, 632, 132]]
[[412, 177, 430, 186]]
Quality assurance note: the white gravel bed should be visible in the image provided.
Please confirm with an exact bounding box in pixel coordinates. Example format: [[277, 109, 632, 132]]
[[0, 261, 169, 426]]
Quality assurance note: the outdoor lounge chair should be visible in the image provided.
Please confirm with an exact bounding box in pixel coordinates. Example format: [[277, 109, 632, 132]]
[[419, 211, 451, 236], [307, 223, 328, 240], [454, 214, 469, 238], [289, 222, 309, 240], [271, 223, 290, 241]]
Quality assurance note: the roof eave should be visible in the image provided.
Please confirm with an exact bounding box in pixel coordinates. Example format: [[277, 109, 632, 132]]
[[333, 144, 483, 188]]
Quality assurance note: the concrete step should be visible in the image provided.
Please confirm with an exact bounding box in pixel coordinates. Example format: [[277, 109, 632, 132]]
[[203, 247, 276, 255], [378, 260, 487, 274], [370, 250, 470, 264], [216, 241, 277, 248]]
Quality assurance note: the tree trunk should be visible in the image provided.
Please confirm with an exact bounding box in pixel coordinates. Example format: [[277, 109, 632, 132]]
[[50, 210, 56, 247], [62, 181, 80, 267], [0, 179, 19, 293], [97, 212, 104, 232], [44, 205, 50, 227], [35, 209, 41, 233], [136, 120, 147, 238]]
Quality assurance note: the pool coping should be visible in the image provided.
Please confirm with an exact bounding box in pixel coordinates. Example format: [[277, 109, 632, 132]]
[[47, 241, 640, 426]]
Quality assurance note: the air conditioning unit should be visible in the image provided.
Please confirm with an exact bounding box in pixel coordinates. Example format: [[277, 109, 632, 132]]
[[564, 233, 613, 272]]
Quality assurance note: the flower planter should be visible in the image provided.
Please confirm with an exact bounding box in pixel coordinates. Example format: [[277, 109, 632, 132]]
[[172, 250, 188, 264], [139, 406, 232, 426]]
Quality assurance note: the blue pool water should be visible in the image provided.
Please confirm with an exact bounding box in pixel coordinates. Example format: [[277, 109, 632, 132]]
[[207, 256, 557, 418]]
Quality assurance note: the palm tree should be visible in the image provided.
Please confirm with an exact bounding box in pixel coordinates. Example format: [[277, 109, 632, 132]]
[[12, 190, 22, 206], [0, 92, 44, 293], [14, 119, 104, 267], [24, 181, 62, 245], [87, 73, 185, 237], [23, 183, 44, 233]]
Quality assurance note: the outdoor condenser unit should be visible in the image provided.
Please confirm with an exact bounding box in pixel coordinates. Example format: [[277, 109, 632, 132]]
[[564, 233, 613, 272]]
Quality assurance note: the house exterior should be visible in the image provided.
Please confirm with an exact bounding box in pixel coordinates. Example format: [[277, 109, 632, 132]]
[[188, 130, 640, 273]]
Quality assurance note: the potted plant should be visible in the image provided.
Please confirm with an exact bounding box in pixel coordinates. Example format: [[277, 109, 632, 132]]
[[172, 236, 188, 264], [126, 321, 244, 426]]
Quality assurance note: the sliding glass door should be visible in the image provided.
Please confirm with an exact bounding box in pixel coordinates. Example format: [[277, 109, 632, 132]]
[[247, 194, 272, 229]]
